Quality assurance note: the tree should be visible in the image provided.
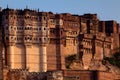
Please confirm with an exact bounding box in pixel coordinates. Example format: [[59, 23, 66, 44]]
[[65, 54, 77, 69], [104, 52, 120, 68]]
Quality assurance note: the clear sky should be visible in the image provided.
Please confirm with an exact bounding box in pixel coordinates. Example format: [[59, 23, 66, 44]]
[[0, 0, 120, 22]]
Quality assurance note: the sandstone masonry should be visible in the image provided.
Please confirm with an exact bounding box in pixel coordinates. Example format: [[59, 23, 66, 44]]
[[0, 6, 120, 80]]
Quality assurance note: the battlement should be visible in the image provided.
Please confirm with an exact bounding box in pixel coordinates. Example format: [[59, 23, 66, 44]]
[[82, 13, 98, 20], [105, 20, 118, 34]]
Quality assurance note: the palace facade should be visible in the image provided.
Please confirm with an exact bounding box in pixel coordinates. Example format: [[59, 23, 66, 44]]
[[0, 6, 120, 80]]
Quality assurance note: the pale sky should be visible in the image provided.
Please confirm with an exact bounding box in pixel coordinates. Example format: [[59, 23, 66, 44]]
[[0, 0, 120, 22]]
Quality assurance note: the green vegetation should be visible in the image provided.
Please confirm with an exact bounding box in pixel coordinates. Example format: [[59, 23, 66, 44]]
[[65, 54, 77, 69], [104, 52, 120, 68]]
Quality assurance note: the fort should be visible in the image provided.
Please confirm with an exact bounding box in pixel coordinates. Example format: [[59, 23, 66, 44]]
[[0, 6, 120, 80]]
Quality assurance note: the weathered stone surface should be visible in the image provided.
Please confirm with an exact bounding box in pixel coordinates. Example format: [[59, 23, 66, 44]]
[[0, 6, 119, 80]]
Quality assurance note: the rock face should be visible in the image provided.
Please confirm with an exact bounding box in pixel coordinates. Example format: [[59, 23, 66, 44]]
[[82, 53, 93, 70], [89, 60, 107, 71], [70, 61, 84, 70]]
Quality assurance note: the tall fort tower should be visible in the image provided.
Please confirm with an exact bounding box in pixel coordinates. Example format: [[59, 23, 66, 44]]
[[2, 8, 49, 72]]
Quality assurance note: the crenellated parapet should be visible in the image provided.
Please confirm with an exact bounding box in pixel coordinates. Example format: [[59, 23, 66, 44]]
[[82, 14, 99, 34]]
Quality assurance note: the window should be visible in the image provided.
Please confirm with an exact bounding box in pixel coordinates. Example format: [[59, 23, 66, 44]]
[[14, 28, 16, 30], [44, 17, 46, 20], [30, 27, 32, 30], [6, 37, 8, 40], [17, 37, 19, 40], [14, 16, 16, 19], [29, 37, 32, 40], [6, 16, 8, 19], [6, 27, 8, 30], [39, 38, 41, 41], [61, 31, 62, 34], [11, 37, 13, 39], [25, 37, 27, 40], [44, 38, 46, 40], [39, 28, 41, 30], [44, 28, 46, 30]]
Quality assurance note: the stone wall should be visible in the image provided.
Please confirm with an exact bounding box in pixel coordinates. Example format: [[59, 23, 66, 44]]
[[3, 69, 47, 80], [97, 71, 115, 80], [3, 69, 120, 80], [47, 43, 57, 70], [62, 70, 117, 80]]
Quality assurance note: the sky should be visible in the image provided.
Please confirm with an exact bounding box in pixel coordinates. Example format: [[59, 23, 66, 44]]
[[0, 0, 120, 22]]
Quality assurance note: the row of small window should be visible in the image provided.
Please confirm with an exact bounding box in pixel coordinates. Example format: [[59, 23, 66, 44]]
[[65, 22, 79, 27], [83, 48, 92, 53], [64, 16, 79, 21], [104, 44, 111, 48], [25, 37, 48, 42], [5, 26, 47, 31], [95, 41, 111, 48], [66, 39, 77, 45], [4, 15, 47, 21], [67, 31, 77, 35], [50, 30, 56, 34], [83, 40, 111, 48], [82, 39, 92, 45], [50, 29, 63, 35], [96, 41, 102, 47], [4, 15, 63, 24], [50, 19, 55, 25], [5, 37, 48, 41]]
